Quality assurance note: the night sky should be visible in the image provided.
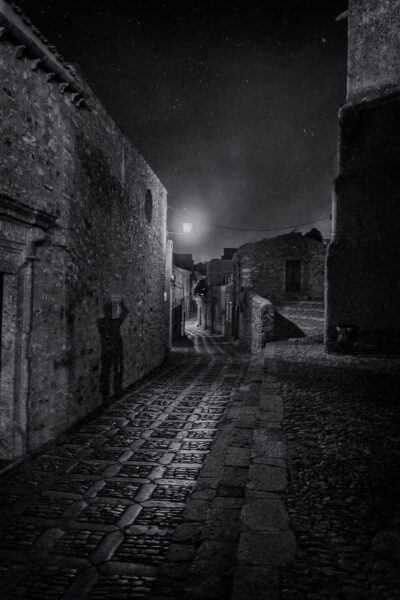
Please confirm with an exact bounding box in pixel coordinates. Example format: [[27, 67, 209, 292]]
[[17, 0, 348, 261]]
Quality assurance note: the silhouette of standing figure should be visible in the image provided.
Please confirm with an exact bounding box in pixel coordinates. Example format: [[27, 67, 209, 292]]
[[97, 300, 128, 400]]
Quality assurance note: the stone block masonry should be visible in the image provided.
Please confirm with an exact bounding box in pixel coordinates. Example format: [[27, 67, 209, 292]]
[[241, 290, 274, 353], [233, 233, 326, 307], [232, 233, 325, 350], [347, 0, 400, 103], [0, 5, 168, 459], [326, 0, 400, 349]]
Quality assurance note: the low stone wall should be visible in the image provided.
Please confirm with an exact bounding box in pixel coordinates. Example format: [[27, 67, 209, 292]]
[[243, 291, 275, 353]]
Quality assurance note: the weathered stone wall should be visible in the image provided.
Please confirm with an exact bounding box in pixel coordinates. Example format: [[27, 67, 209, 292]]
[[234, 233, 326, 305], [240, 290, 274, 353], [208, 285, 226, 334], [348, 0, 400, 102], [223, 282, 233, 338], [171, 266, 191, 339], [207, 258, 233, 287], [326, 1, 400, 348], [0, 33, 168, 456], [165, 240, 173, 351], [326, 93, 400, 345], [206, 258, 233, 333], [172, 266, 192, 314]]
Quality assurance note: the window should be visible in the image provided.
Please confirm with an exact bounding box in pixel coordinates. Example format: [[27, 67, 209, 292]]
[[144, 189, 153, 223], [286, 260, 301, 293]]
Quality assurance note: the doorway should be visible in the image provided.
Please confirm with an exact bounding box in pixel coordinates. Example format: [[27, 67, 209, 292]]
[[286, 260, 301, 293]]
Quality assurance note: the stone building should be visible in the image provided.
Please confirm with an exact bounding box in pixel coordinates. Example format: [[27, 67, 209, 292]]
[[193, 277, 207, 328], [233, 233, 326, 350], [195, 249, 234, 335], [171, 265, 192, 339], [0, 3, 169, 460], [173, 252, 194, 272], [326, 0, 400, 349]]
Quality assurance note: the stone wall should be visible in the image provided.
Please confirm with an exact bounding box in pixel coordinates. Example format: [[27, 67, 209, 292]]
[[234, 233, 326, 305], [207, 258, 233, 287], [348, 0, 400, 102], [326, 0, 400, 348], [172, 266, 192, 315], [241, 290, 274, 353], [206, 258, 233, 333], [0, 18, 168, 458], [171, 266, 191, 339], [165, 240, 173, 351], [326, 92, 400, 346], [232, 234, 326, 348]]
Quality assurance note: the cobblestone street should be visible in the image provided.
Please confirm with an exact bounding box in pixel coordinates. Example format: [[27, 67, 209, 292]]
[[266, 342, 400, 600], [2, 1, 400, 599], [2, 328, 400, 600], [0, 327, 249, 600]]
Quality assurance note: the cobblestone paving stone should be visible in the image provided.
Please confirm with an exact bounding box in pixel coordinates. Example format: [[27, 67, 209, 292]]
[[267, 342, 400, 600], [0, 327, 248, 599]]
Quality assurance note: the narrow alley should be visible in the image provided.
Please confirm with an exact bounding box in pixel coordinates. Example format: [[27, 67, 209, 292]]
[[0, 327, 254, 599], [2, 327, 400, 600], [1, 1, 400, 599]]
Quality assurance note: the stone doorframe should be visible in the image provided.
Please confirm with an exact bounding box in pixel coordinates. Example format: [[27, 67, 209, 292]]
[[0, 194, 57, 459]]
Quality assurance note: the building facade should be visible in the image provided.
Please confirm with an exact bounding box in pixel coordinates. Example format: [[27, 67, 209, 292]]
[[233, 233, 325, 304], [326, 0, 400, 349], [232, 233, 326, 348], [205, 255, 235, 334], [171, 265, 192, 339], [0, 3, 169, 459], [173, 252, 195, 272]]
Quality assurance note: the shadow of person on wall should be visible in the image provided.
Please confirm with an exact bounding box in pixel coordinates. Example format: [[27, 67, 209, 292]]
[[97, 300, 128, 401]]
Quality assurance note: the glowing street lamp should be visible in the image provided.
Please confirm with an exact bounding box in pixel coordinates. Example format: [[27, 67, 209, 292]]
[[182, 222, 193, 233], [168, 221, 193, 235]]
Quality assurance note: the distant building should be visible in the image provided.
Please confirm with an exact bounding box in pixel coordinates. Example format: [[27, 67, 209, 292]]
[[173, 253, 195, 271], [207, 259, 233, 334], [233, 233, 325, 304], [0, 4, 169, 459], [232, 233, 326, 349], [171, 265, 192, 339], [221, 248, 237, 260], [194, 250, 236, 334], [326, 0, 400, 350], [194, 262, 207, 276], [193, 278, 207, 329]]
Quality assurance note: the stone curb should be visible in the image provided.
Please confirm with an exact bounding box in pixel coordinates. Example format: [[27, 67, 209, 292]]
[[231, 354, 296, 600]]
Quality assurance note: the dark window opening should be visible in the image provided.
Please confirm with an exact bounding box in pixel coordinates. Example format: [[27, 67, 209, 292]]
[[286, 260, 301, 293], [144, 189, 153, 223]]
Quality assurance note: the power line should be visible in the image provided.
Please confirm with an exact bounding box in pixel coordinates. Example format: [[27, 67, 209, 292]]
[[208, 216, 331, 232], [168, 205, 331, 232]]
